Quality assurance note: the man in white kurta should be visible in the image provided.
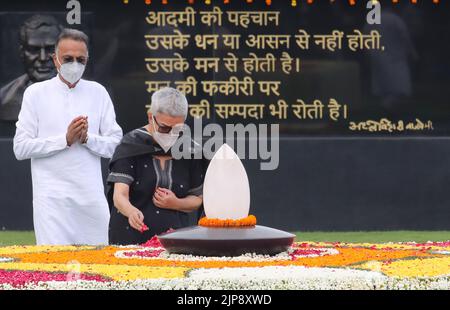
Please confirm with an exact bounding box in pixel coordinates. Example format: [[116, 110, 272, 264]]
[[13, 31, 123, 245]]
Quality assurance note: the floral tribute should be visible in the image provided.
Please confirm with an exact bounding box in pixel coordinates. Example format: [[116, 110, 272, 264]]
[[198, 215, 257, 227], [1, 238, 450, 289]]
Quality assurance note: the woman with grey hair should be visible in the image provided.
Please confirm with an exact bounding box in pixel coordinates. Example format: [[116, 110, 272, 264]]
[[107, 87, 204, 245]]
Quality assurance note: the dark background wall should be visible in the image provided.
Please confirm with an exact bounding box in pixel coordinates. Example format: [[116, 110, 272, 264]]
[[1, 1, 450, 232], [2, 137, 450, 231], [1, 1, 450, 137]]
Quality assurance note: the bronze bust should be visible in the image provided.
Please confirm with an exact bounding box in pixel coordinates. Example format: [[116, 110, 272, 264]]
[[0, 15, 63, 121]]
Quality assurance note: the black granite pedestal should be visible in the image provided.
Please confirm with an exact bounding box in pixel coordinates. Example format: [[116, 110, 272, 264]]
[[158, 225, 295, 256]]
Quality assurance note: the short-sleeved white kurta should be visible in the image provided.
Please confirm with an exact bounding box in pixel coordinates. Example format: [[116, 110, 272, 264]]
[[13, 75, 123, 245]]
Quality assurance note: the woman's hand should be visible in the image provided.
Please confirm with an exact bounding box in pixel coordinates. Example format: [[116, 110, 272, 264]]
[[128, 207, 145, 231], [113, 183, 147, 232], [153, 187, 180, 210]]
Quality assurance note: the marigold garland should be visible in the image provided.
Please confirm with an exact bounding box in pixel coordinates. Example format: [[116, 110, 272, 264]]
[[198, 215, 257, 227]]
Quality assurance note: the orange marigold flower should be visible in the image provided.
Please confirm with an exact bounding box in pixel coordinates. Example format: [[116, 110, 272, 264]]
[[198, 215, 257, 227]]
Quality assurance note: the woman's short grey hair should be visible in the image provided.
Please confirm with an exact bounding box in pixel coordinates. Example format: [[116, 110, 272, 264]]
[[150, 87, 188, 120], [55, 28, 89, 55]]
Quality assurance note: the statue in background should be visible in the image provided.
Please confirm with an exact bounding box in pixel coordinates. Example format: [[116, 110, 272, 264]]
[[0, 15, 63, 121]]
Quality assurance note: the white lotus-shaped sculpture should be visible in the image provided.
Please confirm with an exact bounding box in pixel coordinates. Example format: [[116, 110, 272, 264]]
[[203, 144, 250, 220]]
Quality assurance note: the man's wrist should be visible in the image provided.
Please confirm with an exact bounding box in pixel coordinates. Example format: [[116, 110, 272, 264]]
[[62, 134, 71, 149]]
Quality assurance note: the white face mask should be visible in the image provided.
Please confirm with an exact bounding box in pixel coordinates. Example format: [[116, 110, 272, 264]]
[[56, 55, 86, 85], [151, 119, 179, 153]]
